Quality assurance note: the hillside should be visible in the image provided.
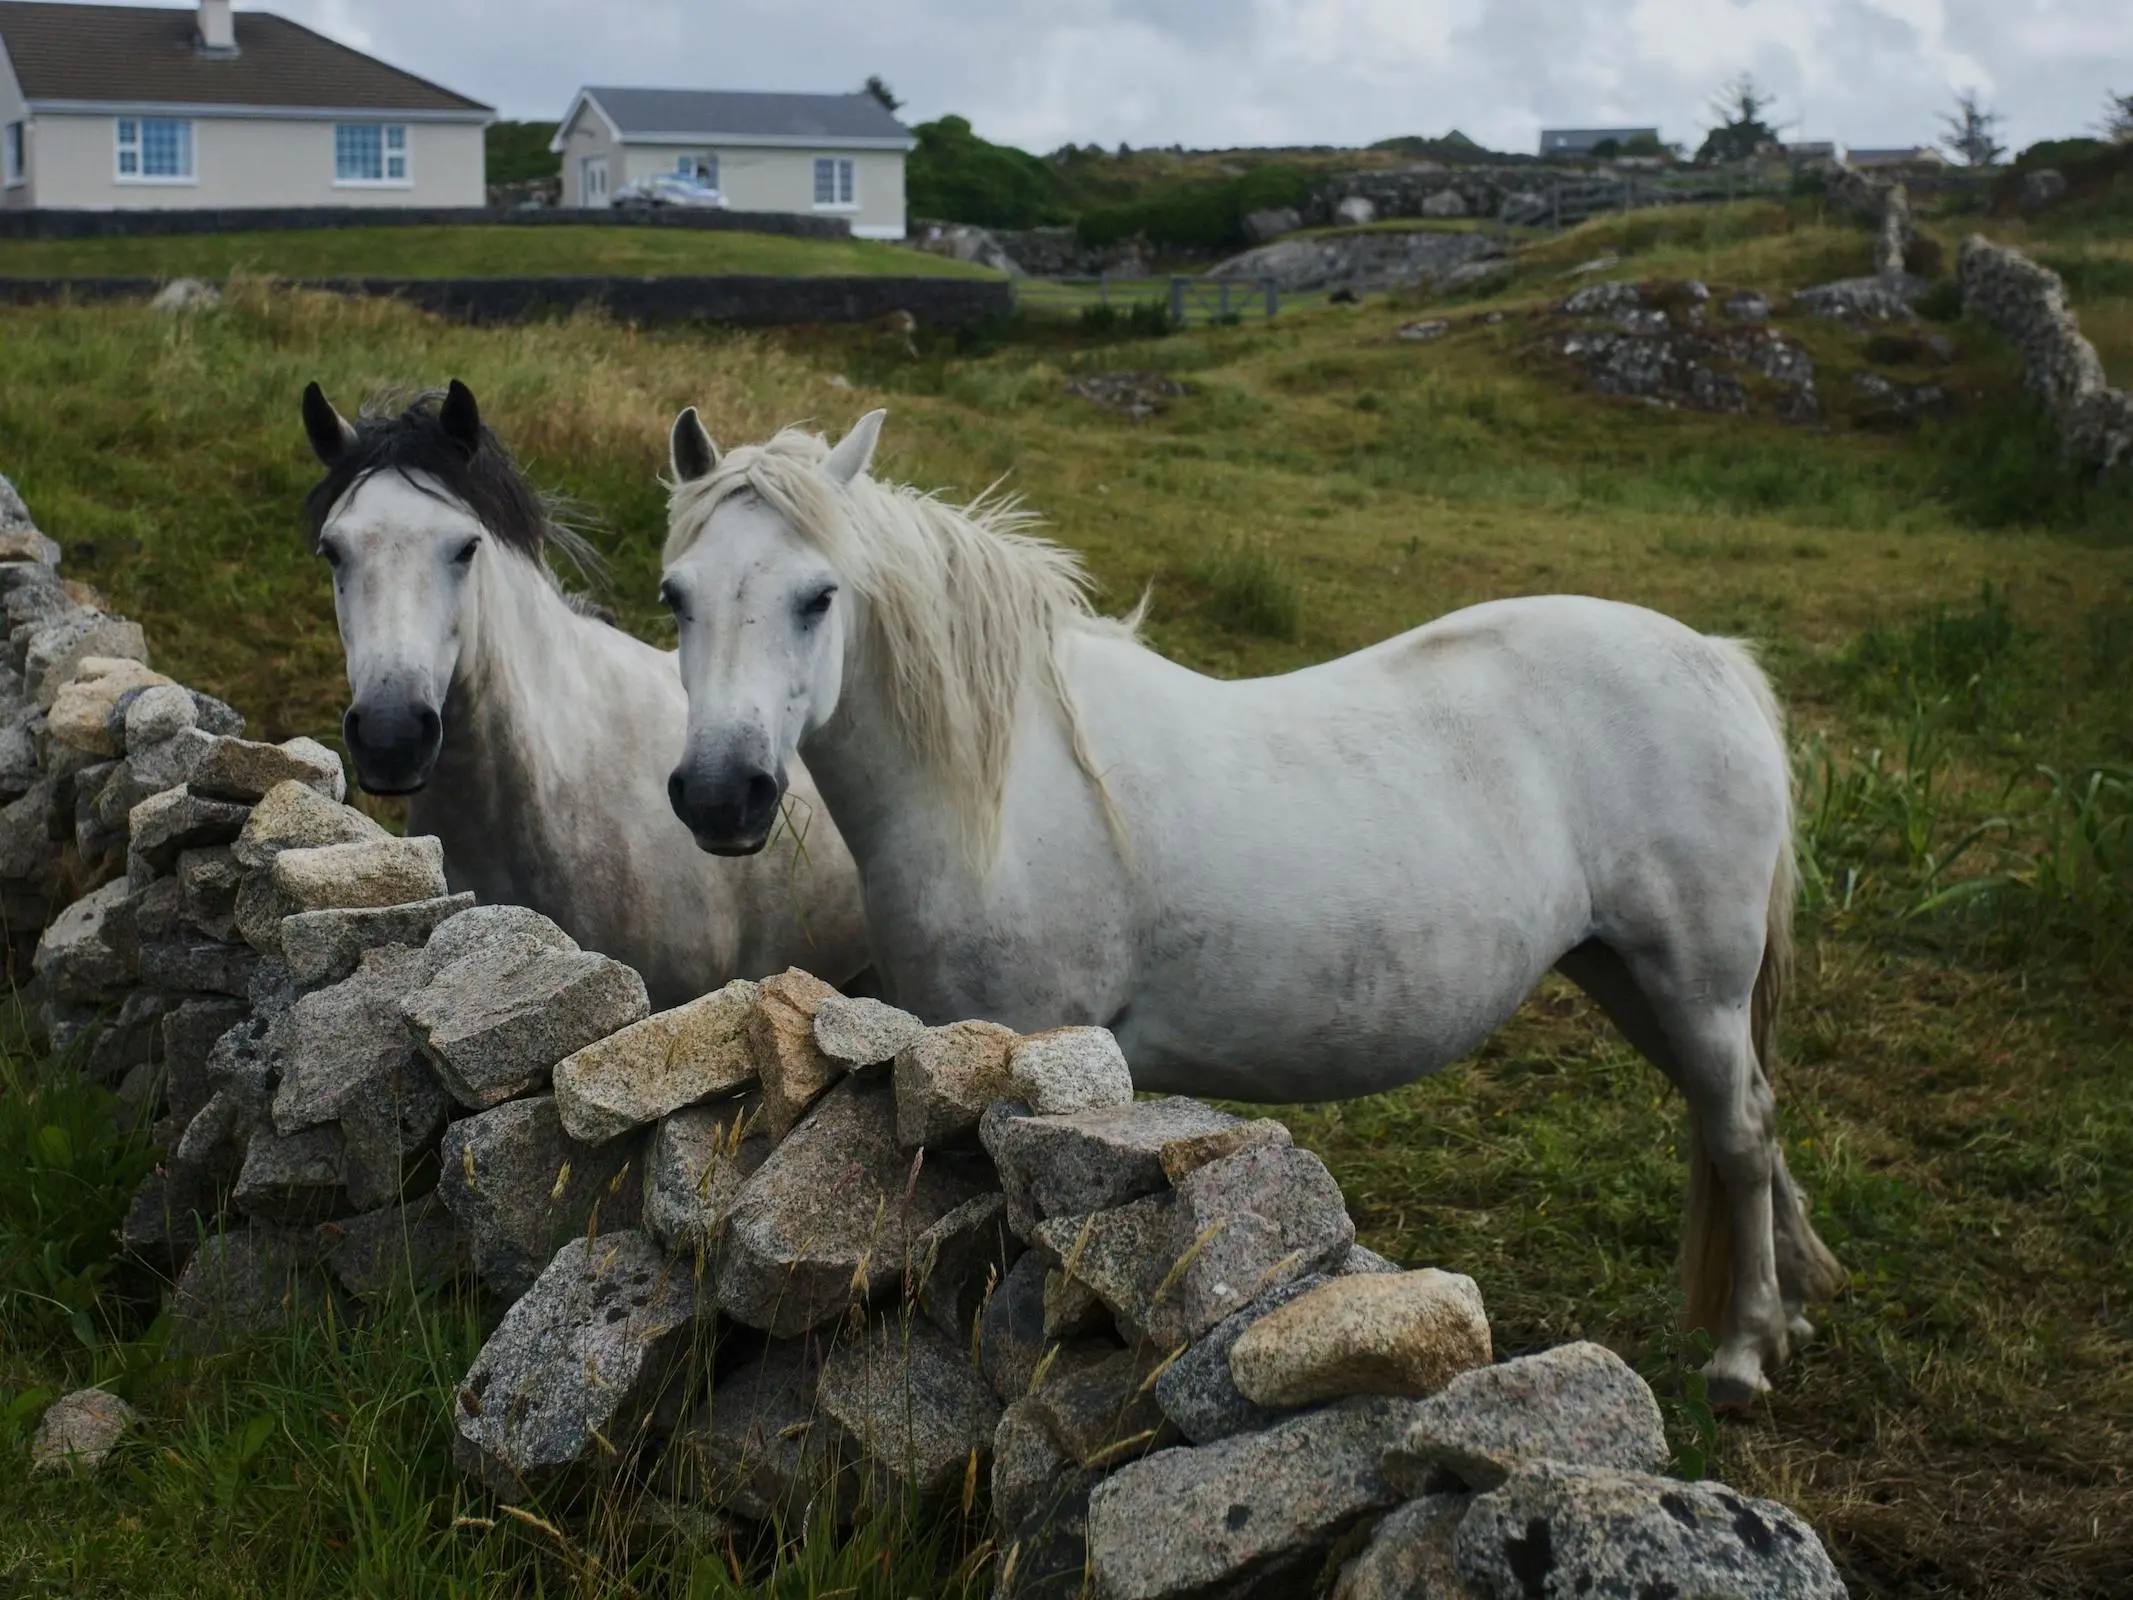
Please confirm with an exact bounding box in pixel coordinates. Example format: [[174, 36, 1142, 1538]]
[[0, 201, 2129, 1598]]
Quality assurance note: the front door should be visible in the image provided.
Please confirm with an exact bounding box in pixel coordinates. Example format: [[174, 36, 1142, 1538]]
[[581, 156, 609, 207]]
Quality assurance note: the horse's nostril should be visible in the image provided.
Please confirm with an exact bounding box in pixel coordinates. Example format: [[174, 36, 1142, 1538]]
[[667, 770, 688, 812], [744, 772, 779, 817], [418, 706, 441, 742]]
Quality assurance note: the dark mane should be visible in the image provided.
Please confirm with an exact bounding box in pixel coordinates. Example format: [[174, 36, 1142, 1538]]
[[302, 388, 604, 585]]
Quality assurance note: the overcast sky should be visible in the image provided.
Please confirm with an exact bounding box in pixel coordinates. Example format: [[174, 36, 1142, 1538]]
[[259, 0, 2131, 156]]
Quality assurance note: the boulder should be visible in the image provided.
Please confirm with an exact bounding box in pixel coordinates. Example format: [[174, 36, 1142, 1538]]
[[1229, 1268, 1492, 1408], [1008, 1026, 1133, 1115], [1041, 1141, 1354, 1347], [1452, 1462, 1847, 1600], [641, 1095, 773, 1259], [999, 1471, 1102, 1600], [979, 1248, 1053, 1403], [716, 1078, 989, 1336], [161, 997, 249, 1126], [1385, 1340, 1668, 1494], [0, 525, 61, 568], [2020, 167, 2067, 212], [270, 834, 449, 914], [1085, 1397, 1414, 1600], [233, 1122, 351, 1225], [1153, 1272, 1331, 1445], [174, 730, 344, 803], [436, 1095, 646, 1298], [812, 994, 925, 1067], [993, 1396, 1075, 1531], [25, 614, 148, 708], [278, 892, 475, 988], [1332, 1494, 1474, 1600], [85, 989, 167, 1086], [1043, 1263, 1110, 1342], [177, 844, 243, 941], [32, 875, 137, 1002], [231, 778, 386, 869], [318, 1191, 467, 1302], [1422, 187, 1470, 218], [418, 901, 579, 977], [666, 1338, 847, 1521], [123, 683, 197, 751], [912, 1191, 1022, 1340], [747, 966, 843, 1135], [406, 937, 649, 1111], [1158, 1116, 1292, 1183], [137, 933, 260, 998], [1242, 207, 1302, 245], [1336, 195, 1378, 226], [46, 657, 173, 755], [31, 1387, 139, 1476], [170, 1225, 328, 1351], [554, 978, 759, 1144], [128, 786, 252, 876], [982, 1097, 1249, 1235], [817, 1313, 1002, 1500], [895, 1018, 1019, 1148], [454, 1230, 697, 1497], [1026, 1340, 1174, 1469]]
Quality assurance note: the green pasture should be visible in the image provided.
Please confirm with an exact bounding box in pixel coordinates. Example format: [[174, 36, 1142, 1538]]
[[0, 224, 1001, 281], [2, 197, 2130, 1597]]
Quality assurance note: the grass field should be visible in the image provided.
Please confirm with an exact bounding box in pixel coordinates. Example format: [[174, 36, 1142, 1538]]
[[2, 198, 2130, 1598], [0, 224, 1001, 281]]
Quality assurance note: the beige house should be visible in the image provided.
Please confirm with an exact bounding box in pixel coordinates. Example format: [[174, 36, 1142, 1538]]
[[553, 87, 913, 239], [0, 0, 490, 211]]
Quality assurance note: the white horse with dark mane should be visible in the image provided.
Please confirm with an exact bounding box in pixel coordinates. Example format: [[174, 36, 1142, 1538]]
[[655, 406, 1843, 1404], [298, 380, 868, 1006]]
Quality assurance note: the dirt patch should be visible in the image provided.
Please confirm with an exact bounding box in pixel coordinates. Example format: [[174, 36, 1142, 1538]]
[[1064, 371, 1189, 419]]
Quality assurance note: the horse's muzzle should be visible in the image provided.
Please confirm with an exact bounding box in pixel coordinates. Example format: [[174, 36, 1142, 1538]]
[[345, 700, 442, 795], [668, 760, 784, 855]]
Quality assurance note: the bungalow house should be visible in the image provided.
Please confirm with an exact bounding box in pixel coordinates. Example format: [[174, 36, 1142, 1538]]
[[552, 87, 914, 238], [1844, 146, 1948, 172], [0, 0, 490, 211], [1539, 127, 1661, 158]]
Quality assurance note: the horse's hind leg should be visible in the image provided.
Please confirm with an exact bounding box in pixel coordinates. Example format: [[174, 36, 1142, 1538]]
[[1557, 939, 1792, 1408]]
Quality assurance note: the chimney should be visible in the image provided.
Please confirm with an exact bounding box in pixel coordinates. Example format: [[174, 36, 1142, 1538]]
[[198, 0, 237, 54]]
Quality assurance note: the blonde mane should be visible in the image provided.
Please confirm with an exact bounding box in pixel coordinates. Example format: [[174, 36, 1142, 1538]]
[[665, 427, 1138, 861]]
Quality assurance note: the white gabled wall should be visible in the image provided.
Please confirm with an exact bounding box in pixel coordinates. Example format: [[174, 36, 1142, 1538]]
[[0, 39, 31, 210]]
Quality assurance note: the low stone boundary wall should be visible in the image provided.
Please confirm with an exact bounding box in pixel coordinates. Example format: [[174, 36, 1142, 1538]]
[[1959, 236, 2133, 472], [0, 274, 1015, 328], [0, 205, 848, 242], [5, 469, 1845, 1595]]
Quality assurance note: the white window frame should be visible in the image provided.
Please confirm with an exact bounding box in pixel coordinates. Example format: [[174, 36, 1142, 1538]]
[[812, 156, 857, 211], [114, 116, 195, 185], [3, 121, 23, 188], [674, 151, 720, 193], [333, 122, 411, 189]]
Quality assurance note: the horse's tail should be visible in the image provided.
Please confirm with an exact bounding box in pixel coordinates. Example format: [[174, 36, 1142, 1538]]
[[1682, 638, 1832, 1340]]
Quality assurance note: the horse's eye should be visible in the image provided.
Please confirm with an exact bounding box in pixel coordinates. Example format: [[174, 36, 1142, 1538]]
[[659, 580, 682, 615], [320, 544, 342, 569], [801, 586, 836, 620], [454, 539, 480, 566]]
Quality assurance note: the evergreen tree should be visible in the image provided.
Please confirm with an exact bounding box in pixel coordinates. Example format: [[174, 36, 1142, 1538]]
[[1940, 91, 2005, 167], [1695, 75, 1780, 164], [862, 76, 901, 114]]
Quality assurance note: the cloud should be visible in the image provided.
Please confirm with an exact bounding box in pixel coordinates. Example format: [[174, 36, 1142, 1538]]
[[252, 0, 2130, 155]]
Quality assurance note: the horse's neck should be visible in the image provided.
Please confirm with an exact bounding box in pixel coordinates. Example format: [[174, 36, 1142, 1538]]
[[802, 637, 967, 882], [414, 553, 608, 899]]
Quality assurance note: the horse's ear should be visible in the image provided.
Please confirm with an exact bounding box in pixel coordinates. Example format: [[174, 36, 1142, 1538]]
[[824, 409, 886, 487], [301, 381, 356, 467], [439, 379, 482, 459], [670, 406, 719, 483]]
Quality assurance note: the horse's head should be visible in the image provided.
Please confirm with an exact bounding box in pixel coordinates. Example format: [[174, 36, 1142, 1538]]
[[301, 379, 518, 795], [658, 407, 881, 854]]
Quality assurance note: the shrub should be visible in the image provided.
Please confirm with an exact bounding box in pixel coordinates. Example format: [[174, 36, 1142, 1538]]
[[1077, 300, 1174, 339], [482, 121, 561, 185], [1914, 278, 1964, 322], [1077, 164, 1312, 252], [1196, 539, 1303, 639], [907, 115, 1064, 229]]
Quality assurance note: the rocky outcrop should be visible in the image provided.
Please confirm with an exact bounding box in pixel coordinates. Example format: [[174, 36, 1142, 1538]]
[[1204, 229, 1511, 294], [1959, 235, 2133, 471]]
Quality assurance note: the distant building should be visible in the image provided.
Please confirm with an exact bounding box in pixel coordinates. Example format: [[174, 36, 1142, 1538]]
[[0, 0, 491, 211], [552, 87, 915, 238], [1783, 141, 1839, 166], [1845, 145, 1948, 171], [1539, 127, 1660, 158]]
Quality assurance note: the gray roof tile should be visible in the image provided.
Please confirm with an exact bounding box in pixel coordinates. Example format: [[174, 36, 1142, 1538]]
[[582, 87, 909, 144]]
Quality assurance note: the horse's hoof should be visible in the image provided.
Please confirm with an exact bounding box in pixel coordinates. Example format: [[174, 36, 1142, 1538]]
[[1703, 1365, 1772, 1414], [1787, 1313, 1817, 1345]]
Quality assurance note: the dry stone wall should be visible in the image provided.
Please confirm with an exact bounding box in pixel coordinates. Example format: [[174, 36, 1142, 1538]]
[[1958, 236, 2133, 472], [2, 471, 1849, 1596]]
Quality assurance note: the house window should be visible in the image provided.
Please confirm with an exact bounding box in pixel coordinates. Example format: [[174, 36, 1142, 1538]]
[[115, 117, 193, 181], [335, 123, 409, 185], [675, 152, 719, 191], [813, 157, 855, 208], [3, 122, 23, 187]]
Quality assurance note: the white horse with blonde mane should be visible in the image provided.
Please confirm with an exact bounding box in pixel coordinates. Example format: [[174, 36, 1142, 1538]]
[[656, 406, 1843, 1403]]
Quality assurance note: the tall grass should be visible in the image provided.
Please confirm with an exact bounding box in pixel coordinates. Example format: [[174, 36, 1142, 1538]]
[[1193, 538, 1303, 639]]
